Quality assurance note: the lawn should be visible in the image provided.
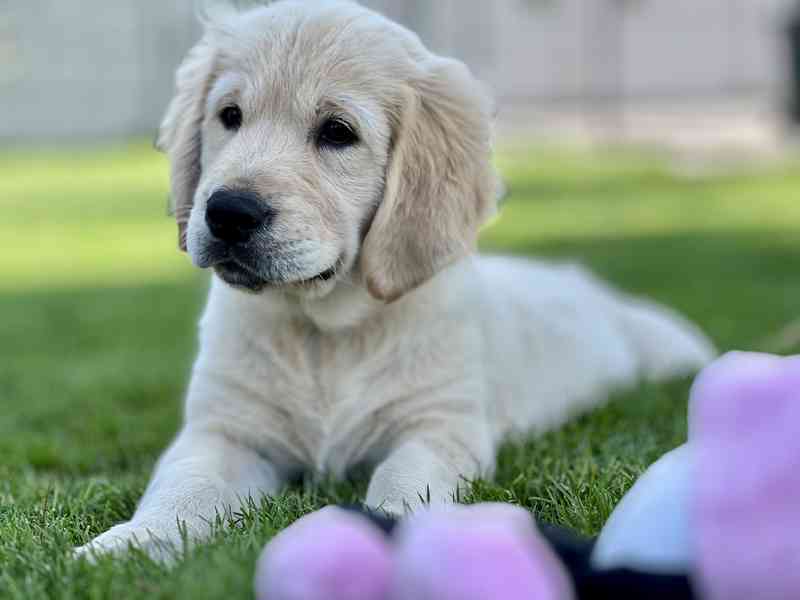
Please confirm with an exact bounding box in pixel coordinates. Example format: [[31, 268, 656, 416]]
[[1, 142, 799, 599]]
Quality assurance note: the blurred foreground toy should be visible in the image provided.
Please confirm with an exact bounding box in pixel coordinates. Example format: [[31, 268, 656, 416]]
[[256, 352, 800, 600], [256, 503, 573, 600]]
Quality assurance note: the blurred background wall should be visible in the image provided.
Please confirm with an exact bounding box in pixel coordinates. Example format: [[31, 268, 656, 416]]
[[1, 0, 798, 146]]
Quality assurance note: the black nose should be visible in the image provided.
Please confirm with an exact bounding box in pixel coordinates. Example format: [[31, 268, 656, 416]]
[[205, 190, 274, 244]]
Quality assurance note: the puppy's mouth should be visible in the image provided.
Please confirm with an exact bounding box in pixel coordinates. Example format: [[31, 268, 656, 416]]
[[213, 259, 340, 292], [213, 261, 267, 291]]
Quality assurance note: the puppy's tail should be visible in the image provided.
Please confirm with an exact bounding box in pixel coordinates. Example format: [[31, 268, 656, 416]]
[[615, 297, 717, 382]]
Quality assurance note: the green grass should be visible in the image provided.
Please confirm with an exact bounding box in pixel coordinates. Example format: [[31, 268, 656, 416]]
[[2, 142, 799, 598]]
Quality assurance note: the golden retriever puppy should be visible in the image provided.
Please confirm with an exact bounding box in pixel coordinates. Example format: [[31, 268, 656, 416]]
[[77, 0, 714, 558]]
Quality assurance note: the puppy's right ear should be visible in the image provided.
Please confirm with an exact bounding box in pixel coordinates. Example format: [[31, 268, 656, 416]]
[[156, 37, 217, 252]]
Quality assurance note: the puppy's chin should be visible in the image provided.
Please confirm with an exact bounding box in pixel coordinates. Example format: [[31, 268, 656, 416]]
[[213, 262, 268, 293]]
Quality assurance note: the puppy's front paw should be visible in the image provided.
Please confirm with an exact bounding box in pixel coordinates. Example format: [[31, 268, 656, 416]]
[[74, 521, 183, 564]]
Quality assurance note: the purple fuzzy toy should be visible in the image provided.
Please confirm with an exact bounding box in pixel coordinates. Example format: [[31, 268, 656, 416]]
[[255, 507, 393, 600], [390, 504, 574, 600], [256, 504, 573, 600], [693, 353, 800, 599]]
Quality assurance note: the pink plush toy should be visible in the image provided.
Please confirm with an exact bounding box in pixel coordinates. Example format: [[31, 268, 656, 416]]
[[255, 352, 800, 600], [257, 504, 574, 600]]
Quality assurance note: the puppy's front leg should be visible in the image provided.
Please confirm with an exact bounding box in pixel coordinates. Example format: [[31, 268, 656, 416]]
[[365, 428, 494, 516], [76, 427, 282, 561]]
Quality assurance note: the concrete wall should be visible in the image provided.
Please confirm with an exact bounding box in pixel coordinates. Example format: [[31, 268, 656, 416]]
[[0, 1, 197, 140], [0, 0, 795, 142]]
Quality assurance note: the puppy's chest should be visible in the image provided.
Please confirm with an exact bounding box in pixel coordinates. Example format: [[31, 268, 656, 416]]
[[249, 325, 419, 475]]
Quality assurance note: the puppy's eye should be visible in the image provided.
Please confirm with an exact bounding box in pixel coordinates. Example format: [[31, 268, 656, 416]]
[[318, 118, 359, 148], [219, 105, 243, 131]]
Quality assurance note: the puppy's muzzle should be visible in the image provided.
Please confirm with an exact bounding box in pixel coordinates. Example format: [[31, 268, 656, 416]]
[[206, 190, 275, 244]]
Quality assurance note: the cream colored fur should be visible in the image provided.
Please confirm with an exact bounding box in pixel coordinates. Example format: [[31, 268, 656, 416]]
[[76, 0, 715, 560]]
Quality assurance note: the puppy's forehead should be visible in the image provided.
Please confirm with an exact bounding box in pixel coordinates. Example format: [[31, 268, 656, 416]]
[[213, 1, 424, 117]]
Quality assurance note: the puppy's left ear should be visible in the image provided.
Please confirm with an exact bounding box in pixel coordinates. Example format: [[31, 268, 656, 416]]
[[156, 36, 217, 252], [361, 57, 499, 303]]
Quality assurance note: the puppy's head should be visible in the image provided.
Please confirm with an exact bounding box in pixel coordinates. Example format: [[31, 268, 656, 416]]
[[158, 0, 498, 302]]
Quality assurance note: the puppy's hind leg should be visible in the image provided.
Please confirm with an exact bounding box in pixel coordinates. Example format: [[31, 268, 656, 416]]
[[75, 427, 284, 562], [616, 297, 716, 382]]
